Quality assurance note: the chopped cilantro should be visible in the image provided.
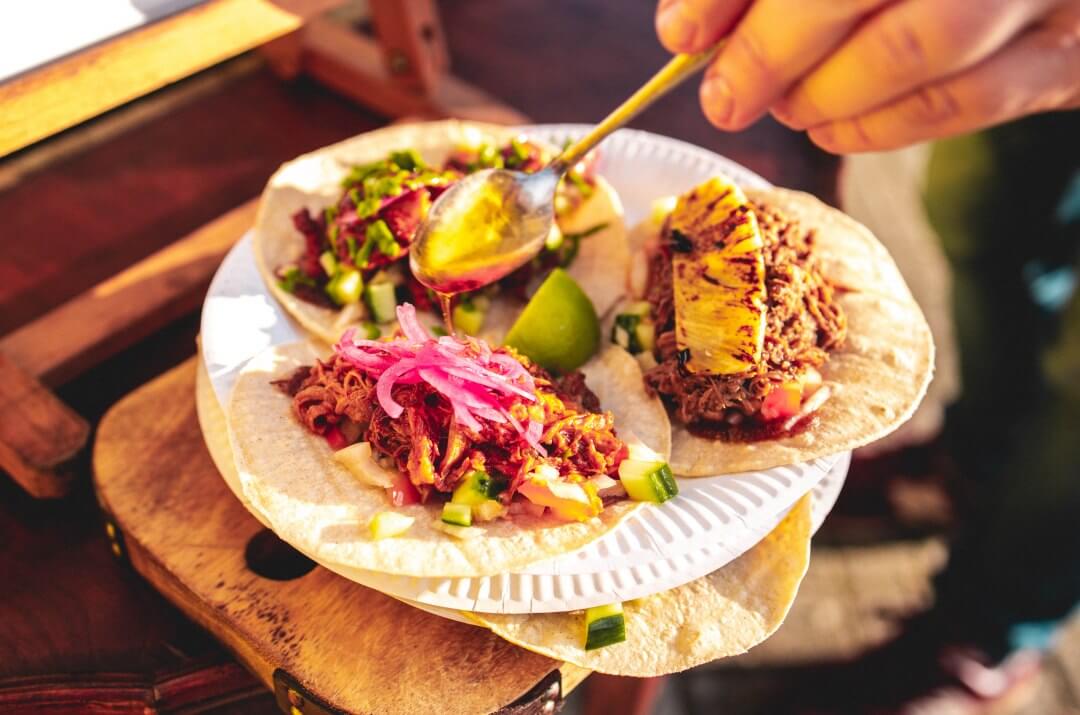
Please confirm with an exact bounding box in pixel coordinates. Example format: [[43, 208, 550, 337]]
[[366, 219, 400, 259], [388, 149, 424, 171], [277, 266, 315, 294], [355, 235, 376, 268], [355, 194, 381, 219]]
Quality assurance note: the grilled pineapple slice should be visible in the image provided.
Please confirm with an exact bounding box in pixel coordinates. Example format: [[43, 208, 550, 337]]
[[669, 177, 766, 374]]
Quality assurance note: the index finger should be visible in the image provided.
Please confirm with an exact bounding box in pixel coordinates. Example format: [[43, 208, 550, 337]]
[[656, 0, 751, 54]]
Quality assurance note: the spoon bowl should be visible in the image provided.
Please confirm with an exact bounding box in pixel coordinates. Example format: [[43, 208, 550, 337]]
[[410, 166, 560, 294]]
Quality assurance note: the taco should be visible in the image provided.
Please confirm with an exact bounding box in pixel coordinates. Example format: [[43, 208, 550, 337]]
[[227, 303, 672, 578], [467, 493, 811, 675], [609, 178, 934, 475], [254, 120, 628, 344]]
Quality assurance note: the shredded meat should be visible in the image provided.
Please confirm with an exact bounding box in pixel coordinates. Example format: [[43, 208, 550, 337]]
[[644, 201, 847, 432], [276, 355, 622, 500]]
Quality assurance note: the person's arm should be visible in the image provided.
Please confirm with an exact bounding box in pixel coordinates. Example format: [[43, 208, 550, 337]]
[[656, 0, 1080, 152]]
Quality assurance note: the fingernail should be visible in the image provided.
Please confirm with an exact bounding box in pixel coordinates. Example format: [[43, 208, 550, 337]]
[[701, 72, 734, 127], [657, 7, 697, 51]]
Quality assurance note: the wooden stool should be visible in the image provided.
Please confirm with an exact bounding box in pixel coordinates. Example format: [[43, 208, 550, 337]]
[[93, 357, 588, 714]]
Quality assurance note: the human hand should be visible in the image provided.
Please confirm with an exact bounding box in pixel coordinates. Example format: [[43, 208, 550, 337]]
[[656, 0, 1080, 153]]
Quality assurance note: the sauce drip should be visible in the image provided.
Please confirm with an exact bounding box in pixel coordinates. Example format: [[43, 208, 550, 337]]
[[437, 291, 454, 334]]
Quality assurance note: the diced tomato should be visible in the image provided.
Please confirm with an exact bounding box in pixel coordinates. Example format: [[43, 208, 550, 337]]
[[389, 472, 421, 506], [325, 426, 349, 450], [518, 478, 601, 522], [761, 382, 803, 421]]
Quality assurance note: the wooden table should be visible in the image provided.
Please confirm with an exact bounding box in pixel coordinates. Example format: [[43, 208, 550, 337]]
[[0, 1, 845, 711]]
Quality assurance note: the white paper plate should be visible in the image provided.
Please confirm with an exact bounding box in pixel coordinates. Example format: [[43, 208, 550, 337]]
[[199, 123, 847, 614], [327, 454, 850, 622]]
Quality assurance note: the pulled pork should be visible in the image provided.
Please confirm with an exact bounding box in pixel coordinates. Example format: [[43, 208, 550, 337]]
[[276, 354, 621, 500], [644, 201, 846, 432]]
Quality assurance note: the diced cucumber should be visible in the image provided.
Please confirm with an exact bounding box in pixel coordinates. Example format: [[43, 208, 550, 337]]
[[635, 320, 656, 353], [451, 470, 496, 506], [441, 502, 473, 527], [433, 520, 483, 539], [612, 313, 642, 354], [453, 301, 486, 336], [364, 281, 398, 324], [369, 511, 414, 539], [584, 602, 626, 650], [319, 251, 338, 277], [611, 306, 655, 356], [619, 459, 678, 503], [326, 268, 363, 305]]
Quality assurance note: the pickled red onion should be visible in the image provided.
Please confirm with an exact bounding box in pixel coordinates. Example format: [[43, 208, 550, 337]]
[[334, 304, 545, 454]]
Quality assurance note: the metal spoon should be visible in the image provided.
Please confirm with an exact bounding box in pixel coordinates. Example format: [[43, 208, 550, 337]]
[[410, 44, 722, 295]]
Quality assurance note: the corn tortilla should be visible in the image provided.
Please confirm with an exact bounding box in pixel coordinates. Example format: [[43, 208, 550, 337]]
[[467, 494, 811, 676], [643, 187, 934, 475], [227, 340, 671, 578], [254, 120, 627, 344]]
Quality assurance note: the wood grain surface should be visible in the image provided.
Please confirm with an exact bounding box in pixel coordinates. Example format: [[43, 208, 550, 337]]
[[94, 358, 564, 715], [1, 200, 257, 388], [0, 353, 88, 498], [0, 0, 341, 157]]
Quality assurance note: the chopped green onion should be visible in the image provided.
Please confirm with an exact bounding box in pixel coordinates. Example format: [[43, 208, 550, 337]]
[[342, 160, 389, 188], [319, 251, 338, 277], [363, 174, 403, 201], [584, 603, 626, 650], [355, 235, 376, 268], [356, 194, 382, 219]]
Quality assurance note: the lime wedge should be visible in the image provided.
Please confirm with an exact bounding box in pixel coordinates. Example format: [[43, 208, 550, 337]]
[[505, 268, 600, 373]]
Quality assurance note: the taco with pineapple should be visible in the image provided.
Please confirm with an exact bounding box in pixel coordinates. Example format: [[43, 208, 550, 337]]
[[609, 177, 934, 475], [227, 302, 674, 578], [254, 120, 629, 344]]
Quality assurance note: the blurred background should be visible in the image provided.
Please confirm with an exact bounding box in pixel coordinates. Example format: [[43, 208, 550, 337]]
[[1, 1, 1077, 713]]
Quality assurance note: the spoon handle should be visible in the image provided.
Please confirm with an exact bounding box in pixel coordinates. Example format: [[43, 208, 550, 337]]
[[551, 43, 723, 172]]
